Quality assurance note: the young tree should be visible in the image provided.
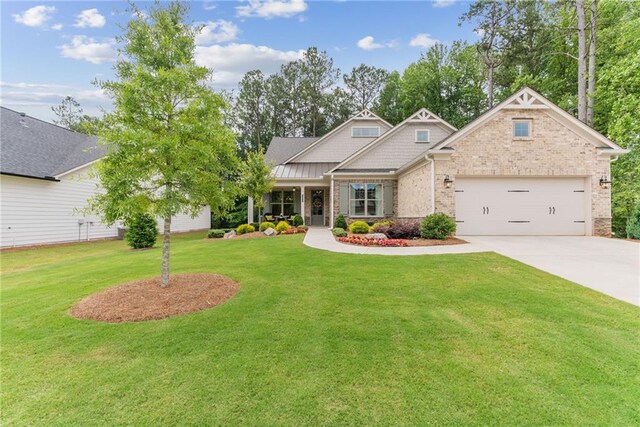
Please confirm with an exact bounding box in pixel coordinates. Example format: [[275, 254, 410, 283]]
[[240, 149, 275, 223], [374, 71, 404, 125], [90, 1, 238, 287], [343, 64, 389, 111]]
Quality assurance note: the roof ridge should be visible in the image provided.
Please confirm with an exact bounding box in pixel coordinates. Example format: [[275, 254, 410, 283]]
[[0, 106, 91, 136]]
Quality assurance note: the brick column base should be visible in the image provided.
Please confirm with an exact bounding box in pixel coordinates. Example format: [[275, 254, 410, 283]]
[[593, 218, 612, 237]]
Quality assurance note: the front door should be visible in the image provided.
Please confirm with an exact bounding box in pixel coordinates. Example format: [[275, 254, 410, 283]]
[[311, 190, 324, 226]]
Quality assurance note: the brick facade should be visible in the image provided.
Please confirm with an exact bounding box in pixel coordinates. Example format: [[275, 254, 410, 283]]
[[432, 108, 612, 236]]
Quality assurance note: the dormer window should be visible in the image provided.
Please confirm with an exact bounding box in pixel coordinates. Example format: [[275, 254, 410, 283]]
[[351, 127, 380, 138], [415, 129, 430, 143], [513, 119, 532, 139]]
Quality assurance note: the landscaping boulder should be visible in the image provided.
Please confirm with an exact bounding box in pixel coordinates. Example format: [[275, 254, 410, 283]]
[[366, 233, 388, 240], [223, 230, 236, 239], [263, 227, 277, 236]]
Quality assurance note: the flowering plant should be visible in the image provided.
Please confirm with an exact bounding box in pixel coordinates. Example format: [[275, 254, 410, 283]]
[[337, 236, 408, 247]]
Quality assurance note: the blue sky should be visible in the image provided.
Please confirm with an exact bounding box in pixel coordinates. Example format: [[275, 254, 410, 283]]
[[1, 1, 477, 122]]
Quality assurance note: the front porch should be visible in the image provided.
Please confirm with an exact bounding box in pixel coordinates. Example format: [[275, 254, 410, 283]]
[[248, 185, 331, 227]]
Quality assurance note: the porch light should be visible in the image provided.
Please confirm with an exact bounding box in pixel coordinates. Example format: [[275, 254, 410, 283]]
[[443, 175, 453, 189], [599, 176, 612, 189], [292, 187, 297, 192]]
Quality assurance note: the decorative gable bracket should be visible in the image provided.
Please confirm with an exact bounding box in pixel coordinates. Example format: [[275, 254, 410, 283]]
[[407, 109, 442, 123], [503, 90, 549, 109], [353, 110, 381, 120]]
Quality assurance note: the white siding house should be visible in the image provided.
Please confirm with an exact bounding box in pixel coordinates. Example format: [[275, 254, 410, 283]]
[[0, 107, 210, 248]]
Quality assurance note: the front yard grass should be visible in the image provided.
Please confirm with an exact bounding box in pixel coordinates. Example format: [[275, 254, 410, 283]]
[[1, 233, 639, 425]]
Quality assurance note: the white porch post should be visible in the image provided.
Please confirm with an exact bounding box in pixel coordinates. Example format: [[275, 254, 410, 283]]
[[247, 197, 254, 224], [329, 175, 334, 229], [300, 186, 306, 224]]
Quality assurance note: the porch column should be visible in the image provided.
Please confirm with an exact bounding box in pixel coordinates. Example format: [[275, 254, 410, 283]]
[[247, 197, 254, 224], [300, 186, 306, 224]]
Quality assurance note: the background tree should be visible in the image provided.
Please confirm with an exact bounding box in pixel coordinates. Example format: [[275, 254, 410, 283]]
[[51, 96, 103, 135], [240, 149, 276, 223], [235, 70, 271, 154], [374, 71, 404, 125], [300, 47, 340, 136], [343, 64, 388, 111], [91, 1, 238, 287]]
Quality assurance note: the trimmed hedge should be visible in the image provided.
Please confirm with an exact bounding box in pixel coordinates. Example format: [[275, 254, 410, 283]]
[[207, 229, 225, 238], [386, 222, 421, 239], [236, 224, 255, 235], [275, 221, 291, 233], [349, 221, 371, 234], [332, 227, 347, 237], [420, 213, 456, 240], [293, 214, 304, 226], [334, 214, 348, 229], [259, 221, 276, 232], [125, 214, 158, 249]]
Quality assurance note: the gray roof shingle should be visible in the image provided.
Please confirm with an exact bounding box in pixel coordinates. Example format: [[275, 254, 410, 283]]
[[0, 107, 105, 180], [265, 137, 319, 165]]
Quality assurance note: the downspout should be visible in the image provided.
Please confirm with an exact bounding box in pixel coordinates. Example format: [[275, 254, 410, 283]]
[[329, 174, 335, 229], [426, 154, 435, 214]]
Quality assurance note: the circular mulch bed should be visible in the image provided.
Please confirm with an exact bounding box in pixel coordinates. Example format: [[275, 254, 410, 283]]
[[70, 273, 239, 323]]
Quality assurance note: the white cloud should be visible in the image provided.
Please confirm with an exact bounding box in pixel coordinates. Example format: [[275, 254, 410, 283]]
[[474, 28, 485, 37], [409, 33, 439, 48], [195, 20, 240, 45], [74, 8, 106, 28], [357, 36, 397, 51], [58, 36, 117, 64], [433, 0, 456, 8], [52, 23, 64, 31], [195, 43, 304, 86], [12, 5, 56, 27], [203, 2, 217, 10], [236, 0, 308, 19]]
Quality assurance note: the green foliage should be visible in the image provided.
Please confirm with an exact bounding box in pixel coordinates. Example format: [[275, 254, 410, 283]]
[[343, 64, 388, 111], [235, 70, 271, 154], [293, 214, 304, 226], [275, 221, 291, 233], [125, 214, 158, 249], [259, 221, 276, 232], [334, 214, 348, 229], [207, 229, 225, 239], [349, 221, 371, 234], [236, 224, 255, 235], [374, 71, 404, 125], [332, 227, 347, 237], [51, 96, 104, 135], [626, 201, 640, 239], [420, 213, 456, 240], [239, 148, 275, 221]]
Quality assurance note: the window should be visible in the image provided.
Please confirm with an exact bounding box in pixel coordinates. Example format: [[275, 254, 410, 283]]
[[415, 129, 430, 143], [513, 120, 531, 138], [351, 127, 380, 138], [271, 190, 295, 215], [349, 183, 382, 217]]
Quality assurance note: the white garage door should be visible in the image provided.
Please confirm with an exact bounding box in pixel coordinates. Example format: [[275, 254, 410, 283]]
[[455, 178, 586, 236]]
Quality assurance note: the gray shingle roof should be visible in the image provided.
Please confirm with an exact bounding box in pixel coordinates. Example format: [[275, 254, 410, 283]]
[[265, 137, 319, 165], [0, 107, 105, 180]]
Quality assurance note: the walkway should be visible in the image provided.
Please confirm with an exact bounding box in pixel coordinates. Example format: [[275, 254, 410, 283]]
[[303, 227, 487, 255]]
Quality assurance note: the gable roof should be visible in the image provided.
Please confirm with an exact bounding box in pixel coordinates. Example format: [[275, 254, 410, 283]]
[[283, 109, 393, 164], [264, 137, 319, 165], [329, 107, 457, 173], [0, 107, 105, 180], [430, 87, 627, 153]]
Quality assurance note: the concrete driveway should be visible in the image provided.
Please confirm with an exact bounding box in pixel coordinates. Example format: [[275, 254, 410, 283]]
[[462, 236, 640, 306]]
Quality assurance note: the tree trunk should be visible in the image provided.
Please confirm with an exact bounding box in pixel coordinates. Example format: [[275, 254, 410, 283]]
[[487, 64, 495, 108], [576, 0, 588, 123], [161, 216, 171, 288], [586, 0, 597, 126]]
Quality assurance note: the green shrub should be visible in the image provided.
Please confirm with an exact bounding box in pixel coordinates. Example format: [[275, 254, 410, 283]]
[[125, 214, 158, 249], [334, 214, 347, 229], [626, 201, 640, 239], [293, 214, 304, 226], [259, 221, 276, 232], [275, 221, 291, 233], [349, 221, 371, 234], [207, 229, 225, 238], [332, 227, 347, 237], [236, 224, 255, 235], [420, 213, 456, 240]]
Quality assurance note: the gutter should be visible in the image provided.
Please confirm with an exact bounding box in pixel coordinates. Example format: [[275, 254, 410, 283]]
[[0, 172, 60, 182]]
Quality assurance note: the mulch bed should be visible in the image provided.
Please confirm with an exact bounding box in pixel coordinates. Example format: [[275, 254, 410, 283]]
[[336, 234, 467, 247], [70, 273, 239, 323]]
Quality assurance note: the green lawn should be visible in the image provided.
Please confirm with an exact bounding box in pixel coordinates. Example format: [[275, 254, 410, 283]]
[[2, 233, 639, 426]]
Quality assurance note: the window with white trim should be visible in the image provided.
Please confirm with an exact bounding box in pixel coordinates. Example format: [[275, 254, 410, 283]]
[[513, 120, 532, 138], [415, 129, 430, 143], [270, 190, 295, 215], [351, 127, 380, 138], [349, 183, 383, 217]]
